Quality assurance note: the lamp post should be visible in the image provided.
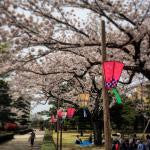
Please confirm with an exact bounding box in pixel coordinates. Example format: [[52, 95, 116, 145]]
[[59, 108, 76, 150], [58, 108, 76, 150], [50, 115, 56, 138], [60, 111, 67, 150], [56, 99, 60, 150]]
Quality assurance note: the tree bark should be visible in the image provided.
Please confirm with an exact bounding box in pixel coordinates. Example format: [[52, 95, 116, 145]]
[[93, 121, 102, 145], [101, 20, 111, 150], [91, 91, 103, 145]]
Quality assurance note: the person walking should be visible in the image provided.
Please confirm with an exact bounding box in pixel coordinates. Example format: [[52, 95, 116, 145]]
[[88, 134, 93, 143], [120, 139, 130, 150], [29, 130, 36, 146], [112, 140, 120, 150], [115, 140, 120, 150]]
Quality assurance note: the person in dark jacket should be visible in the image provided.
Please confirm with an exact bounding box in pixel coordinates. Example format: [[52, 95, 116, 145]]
[[75, 135, 82, 144], [88, 134, 93, 143], [29, 130, 36, 146]]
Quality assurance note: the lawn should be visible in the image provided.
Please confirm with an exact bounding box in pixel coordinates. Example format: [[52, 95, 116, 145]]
[[51, 130, 150, 150], [52, 130, 104, 150]]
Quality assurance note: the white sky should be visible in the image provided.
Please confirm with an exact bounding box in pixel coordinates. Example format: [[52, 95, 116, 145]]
[[31, 101, 50, 114]]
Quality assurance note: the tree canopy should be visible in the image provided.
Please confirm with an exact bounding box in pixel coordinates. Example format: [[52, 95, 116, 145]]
[[0, 0, 149, 108]]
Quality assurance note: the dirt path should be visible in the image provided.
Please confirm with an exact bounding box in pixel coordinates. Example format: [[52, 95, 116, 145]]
[[0, 130, 44, 150]]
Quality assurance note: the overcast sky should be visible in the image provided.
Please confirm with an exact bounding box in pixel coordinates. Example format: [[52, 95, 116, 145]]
[[31, 101, 50, 114]]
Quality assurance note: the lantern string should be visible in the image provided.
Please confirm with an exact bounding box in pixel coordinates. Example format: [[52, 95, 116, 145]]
[[112, 88, 122, 104]]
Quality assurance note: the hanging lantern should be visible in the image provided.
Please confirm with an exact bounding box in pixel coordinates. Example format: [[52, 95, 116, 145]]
[[102, 61, 124, 89], [62, 111, 67, 119], [57, 108, 67, 119], [57, 109, 63, 119], [79, 93, 90, 107], [102, 61, 124, 104], [67, 108, 76, 119], [78, 93, 90, 118], [50, 115, 57, 123]]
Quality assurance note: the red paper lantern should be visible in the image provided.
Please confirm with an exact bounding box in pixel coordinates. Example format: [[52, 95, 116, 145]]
[[50, 115, 56, 123], [62, 112, 67, 119], [67, 108, 75, 119], [57, 109, 63, 119], [102, 61, 124, 89]]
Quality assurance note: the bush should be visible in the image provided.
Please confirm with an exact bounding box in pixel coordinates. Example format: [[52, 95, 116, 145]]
[[15, 128, 32, 134], [0, 133, 14, 143], [41, 129, 55, 150]]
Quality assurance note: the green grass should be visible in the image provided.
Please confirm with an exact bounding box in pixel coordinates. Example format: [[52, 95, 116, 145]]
[[41, 129, 56, 150], [52, 131, 104, 150], [51, 131, 150, 150]]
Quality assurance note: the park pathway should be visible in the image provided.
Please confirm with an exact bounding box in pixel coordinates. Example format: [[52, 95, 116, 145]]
[[0, 130, 44, 150]]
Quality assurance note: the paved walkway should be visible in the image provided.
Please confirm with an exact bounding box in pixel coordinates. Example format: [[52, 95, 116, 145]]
[[0, 130, 44, 150]]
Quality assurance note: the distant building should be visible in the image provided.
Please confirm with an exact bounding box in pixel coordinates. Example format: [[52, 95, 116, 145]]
[[130, 82, 150, 103], [127, 82, 150, 132], [127, 82, 150, 113]]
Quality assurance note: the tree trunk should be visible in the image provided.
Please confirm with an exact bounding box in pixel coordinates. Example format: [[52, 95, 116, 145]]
[[91, 88, 103, 145], [80, 130, 83, 136], [77, 124, 79, 132], [93, 121, 102, 145]]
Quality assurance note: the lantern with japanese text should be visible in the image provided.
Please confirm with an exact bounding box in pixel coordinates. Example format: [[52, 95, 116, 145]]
[[102, 61, 124, 104], [103, 61, 124, 89], [78, 93, 90, 117], [79, 93, 90, 107], [67, 108, 76, 119]]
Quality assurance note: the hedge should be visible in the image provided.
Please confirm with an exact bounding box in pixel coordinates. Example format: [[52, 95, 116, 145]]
[[41, 129, 56, 150], [0, 133, 14, 143]]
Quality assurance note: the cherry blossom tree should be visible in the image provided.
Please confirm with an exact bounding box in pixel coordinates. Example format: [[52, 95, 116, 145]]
[[0, 0, 150, 80], [0, 0, 150, 145], [7, 49, 118, 144]]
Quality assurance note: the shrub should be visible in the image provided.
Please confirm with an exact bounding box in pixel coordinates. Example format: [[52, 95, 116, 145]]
[[41, 129, 55, 150]]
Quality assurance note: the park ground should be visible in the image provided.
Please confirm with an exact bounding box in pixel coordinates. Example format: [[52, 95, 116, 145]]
[[52, 131, 148, 150], [0, 129, 148, 150], [0, 130, 44, 150], [0, 129, 104, 150], [52, 131, 104, 150]]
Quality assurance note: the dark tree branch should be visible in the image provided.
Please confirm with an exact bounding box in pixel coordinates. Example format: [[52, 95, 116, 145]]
[[124, 65, 150, 80], [119, 72, 135, 84], [47, 90, 79, 108]]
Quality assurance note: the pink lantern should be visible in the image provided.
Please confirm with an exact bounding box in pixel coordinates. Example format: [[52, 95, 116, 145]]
[[102, 61, 124, 89], [50, 115, 56, 123], [57, 109, 63, 119], [67, 108, 75, 119], [57, 109, 67, 119], [62, 112, 67, 119]]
